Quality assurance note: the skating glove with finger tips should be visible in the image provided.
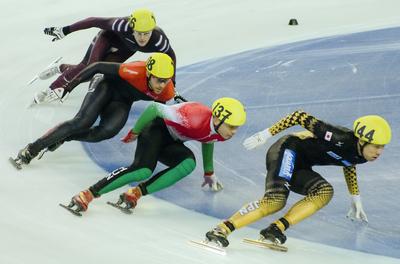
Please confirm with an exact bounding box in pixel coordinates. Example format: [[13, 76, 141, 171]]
[[347, 194, 368, 223], [201, 172, 223, 192], [243, 128, 272, 150], [121, 130, 138, 143]]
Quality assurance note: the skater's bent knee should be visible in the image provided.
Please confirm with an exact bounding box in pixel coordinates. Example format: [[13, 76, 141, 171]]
[[309, 182, 334, 209]]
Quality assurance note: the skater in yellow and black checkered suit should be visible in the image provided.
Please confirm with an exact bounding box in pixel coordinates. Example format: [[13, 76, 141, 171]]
[[205, 110, 391, 247]]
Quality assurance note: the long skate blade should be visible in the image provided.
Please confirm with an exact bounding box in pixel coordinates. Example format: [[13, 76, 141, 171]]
[[188, 240, 226, 255], [9, 157, 22, 170], [59, 203, 82, 217], [27, 76, 39, 85], [27, 92, 61, 109], [37, 149, 49, 160], [242, 238, 288, 252], [27, 96, 41, 109], [27, 56, 63, 85], [52, 56, 63, 64], [106, 201, 133, 214]]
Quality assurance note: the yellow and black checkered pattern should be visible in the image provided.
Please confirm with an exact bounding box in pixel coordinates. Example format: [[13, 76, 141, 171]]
[[343, 165, 359, 195], [259, 192, 288, 213], [269, 110, 318, 136], [281, 181, 334, 227], [227, 191, 287, 230], [221, 180, 335, 232], [292, 130, 315, 139]]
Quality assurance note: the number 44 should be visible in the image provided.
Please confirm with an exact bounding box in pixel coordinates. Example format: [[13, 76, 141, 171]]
[[354, 121, 375, 142]]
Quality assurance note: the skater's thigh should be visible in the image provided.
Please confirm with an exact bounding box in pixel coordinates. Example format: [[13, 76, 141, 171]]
[[97, 100, 131, 135], [130, 118, 170, 171], [104, 39, 134, 63], [82, 30, 115, 65], [264, 136, 294, 194], [289, 169, 329, 196], [74, 79, 113, 124], [158, 142, 195, 167]]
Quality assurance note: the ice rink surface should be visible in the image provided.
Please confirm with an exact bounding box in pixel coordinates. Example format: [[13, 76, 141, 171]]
[[1, 0, 400, 263]]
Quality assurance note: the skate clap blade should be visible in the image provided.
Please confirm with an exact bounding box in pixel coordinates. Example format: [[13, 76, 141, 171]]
[[28, 88, 66, 108], [28, 56, 63, 85], [9, 157, 23, 170], [107, 201, 133, 214], [37, 149, 49, 160], [242, 238, 288, 252], [37, 142, 63, 160], [59, 202, 83, 217], [188, 240, 226, 255]]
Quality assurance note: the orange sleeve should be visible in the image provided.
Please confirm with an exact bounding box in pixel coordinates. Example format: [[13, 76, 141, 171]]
[[118, 61, 145, 81], [118, 63, 129, 79]]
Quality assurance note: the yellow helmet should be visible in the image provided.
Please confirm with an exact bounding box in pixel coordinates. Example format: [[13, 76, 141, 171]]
[[212, 97, 246, 126], [353, 115, 391, 145], [146, 53, 174, 79], [128, 8, 156, 32]]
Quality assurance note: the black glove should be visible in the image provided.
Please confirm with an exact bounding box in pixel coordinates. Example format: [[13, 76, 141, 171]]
[[174, 93, 188, 103]]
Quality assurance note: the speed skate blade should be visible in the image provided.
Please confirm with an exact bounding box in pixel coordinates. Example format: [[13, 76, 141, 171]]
[[188, 240, 226, 255], [59, 203, 82, 217], [27, 56, 63, 85], [9, 157, 22, 170], [27, 76, 39, 85], [243, 238, 288, 252], [106, 201, 133, 214]]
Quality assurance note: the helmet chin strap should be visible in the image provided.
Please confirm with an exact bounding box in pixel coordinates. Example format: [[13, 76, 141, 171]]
[[213, 115, 229, 133], [358, 140, 368, 158], [147, 75, 154, 91]]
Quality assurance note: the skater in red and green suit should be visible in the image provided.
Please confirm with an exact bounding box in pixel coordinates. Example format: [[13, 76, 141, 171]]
[[67, 97, 247, 214]]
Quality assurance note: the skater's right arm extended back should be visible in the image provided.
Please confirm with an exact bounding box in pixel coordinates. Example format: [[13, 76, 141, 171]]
[[44, 17, 128, 41]]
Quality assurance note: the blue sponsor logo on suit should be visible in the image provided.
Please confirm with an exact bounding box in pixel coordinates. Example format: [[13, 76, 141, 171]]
[[279, 149, 296, 181]]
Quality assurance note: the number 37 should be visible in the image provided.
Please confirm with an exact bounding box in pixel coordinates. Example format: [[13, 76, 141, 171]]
[[212, 102, 232, 121]]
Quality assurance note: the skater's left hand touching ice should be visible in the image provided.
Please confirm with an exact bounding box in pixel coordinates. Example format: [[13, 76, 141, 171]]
[[202, 172, 223, 192], [347, 194, 368, 223]]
